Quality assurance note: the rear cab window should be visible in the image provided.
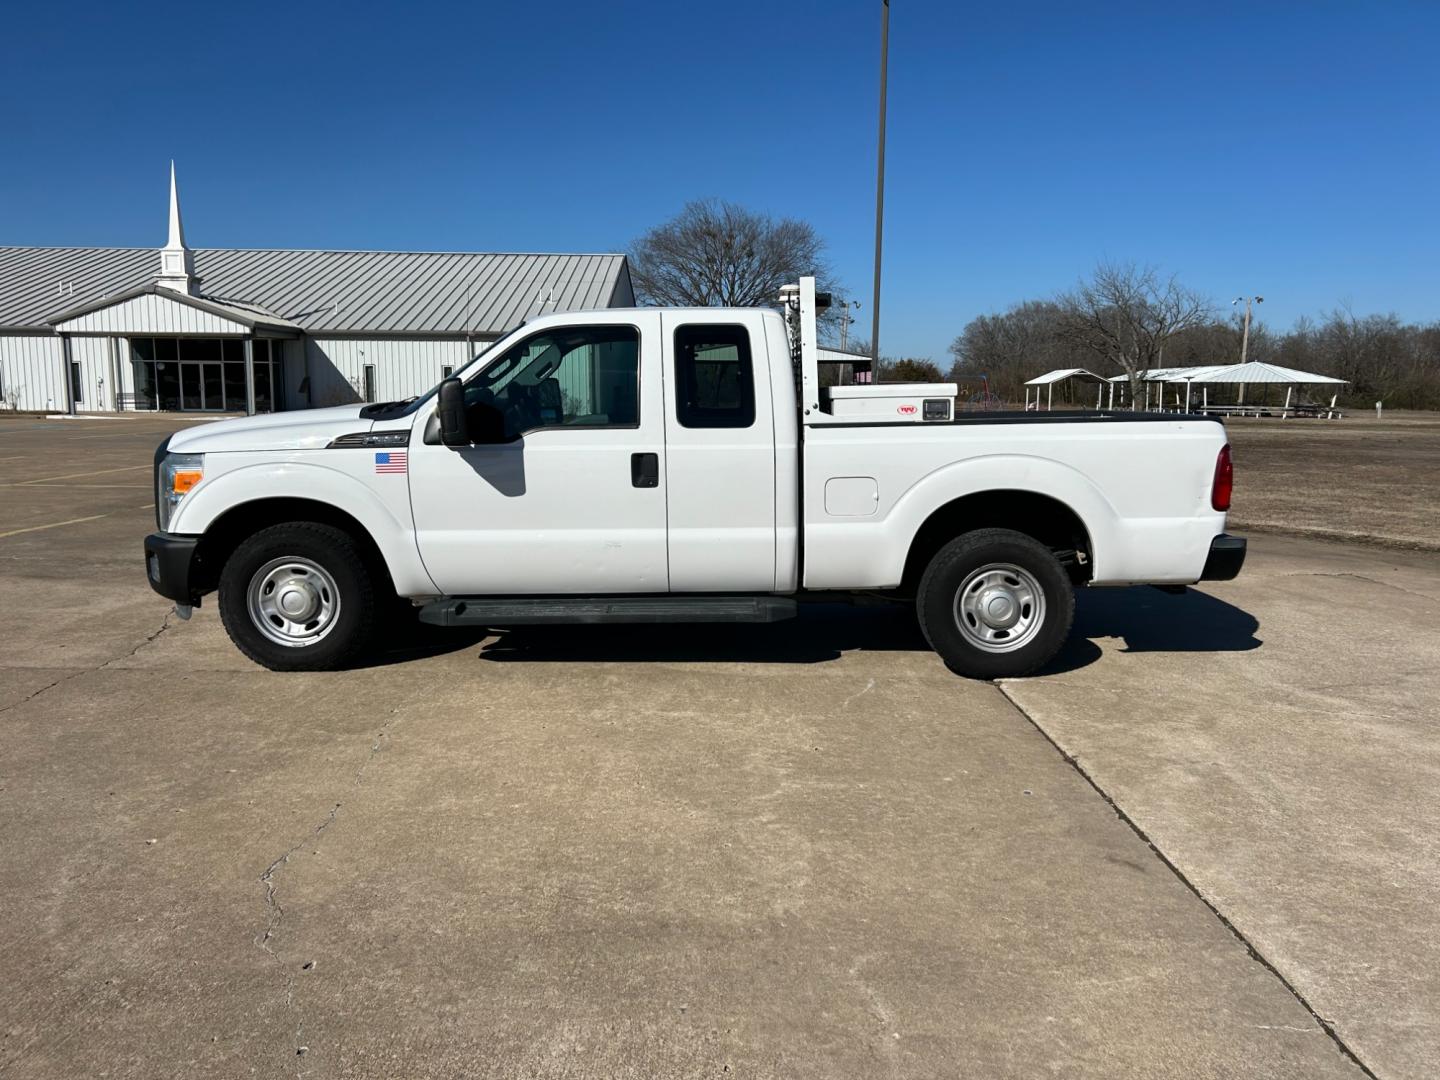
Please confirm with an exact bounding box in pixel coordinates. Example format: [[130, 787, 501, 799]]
[[673, 324, 755, 429]]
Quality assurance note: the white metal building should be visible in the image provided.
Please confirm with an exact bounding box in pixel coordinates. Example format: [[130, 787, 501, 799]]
[[0, 168, 635, 414]]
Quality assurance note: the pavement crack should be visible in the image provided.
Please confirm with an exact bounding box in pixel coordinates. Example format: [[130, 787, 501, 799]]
[[0, 673, 73, 718], [256, 804, 340, 953], [1278, 571, 1440, 604], [251, 708, 402, 1068], [99, 611, 175, 669], [355, 708, 401, 784], [841, 678, 876, 709], [994, 681, 1379, 1080], [0, 611, 173, 719], [847, 956, 900, 1076]]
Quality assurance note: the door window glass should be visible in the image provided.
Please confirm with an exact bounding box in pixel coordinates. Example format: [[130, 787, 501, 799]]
[[465, 325, 639, 439], [254, 359, 273, 413], [223, 361, 247, 410], [202, 363, 223, 411], [673, 324, 755, 428], [154, 340, 180, 410], [130, 338, 156, 409]]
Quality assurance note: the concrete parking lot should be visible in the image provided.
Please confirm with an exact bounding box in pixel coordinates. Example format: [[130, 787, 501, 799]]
[[1, 413, 1435, 1079]]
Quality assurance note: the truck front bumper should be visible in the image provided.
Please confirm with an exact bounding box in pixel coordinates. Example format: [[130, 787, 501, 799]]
[[144, 533, 201, 606], [1199, 534, 1247, 581]]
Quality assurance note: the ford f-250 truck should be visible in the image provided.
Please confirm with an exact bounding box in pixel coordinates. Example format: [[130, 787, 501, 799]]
[[144, 278, 1244, 678]]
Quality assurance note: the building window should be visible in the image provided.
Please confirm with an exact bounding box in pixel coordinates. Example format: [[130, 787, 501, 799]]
[[363, 364, 377, 403], [255, 345, 275, 413], [126, 336, 281, 413], [673, 324, 755, 428], [222, 339, 247, 410], [441, 365, 454, 379], [70, 361, 83, 405]]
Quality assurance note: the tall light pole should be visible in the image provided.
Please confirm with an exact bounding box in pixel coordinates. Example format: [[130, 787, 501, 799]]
[[870, 0, 890, 372], [838, 299, 861, 352], [1231, 295, 1263, 363]]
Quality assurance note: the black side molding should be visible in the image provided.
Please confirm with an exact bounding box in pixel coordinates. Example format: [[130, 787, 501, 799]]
[[420, 595, 798, 627], [1200, 534, 1247, 581]]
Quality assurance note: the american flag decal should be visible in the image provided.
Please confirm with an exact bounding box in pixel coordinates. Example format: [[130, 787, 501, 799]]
[[374, 451, 408, 474]]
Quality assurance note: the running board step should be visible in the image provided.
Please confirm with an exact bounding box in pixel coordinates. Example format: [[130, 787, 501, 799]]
[[419, 596, 798, 627]]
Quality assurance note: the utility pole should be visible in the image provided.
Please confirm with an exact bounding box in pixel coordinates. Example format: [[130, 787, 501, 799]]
[[870, 0, 890, 372], [1232, 295, 1263, 363], [838, 299, 861, 352]]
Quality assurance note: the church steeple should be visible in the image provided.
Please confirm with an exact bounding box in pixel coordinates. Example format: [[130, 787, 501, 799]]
[[156, 161, 200, 295]]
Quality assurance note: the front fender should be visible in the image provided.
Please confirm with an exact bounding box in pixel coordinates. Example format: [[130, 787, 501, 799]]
[[170, 460, 438, 596]]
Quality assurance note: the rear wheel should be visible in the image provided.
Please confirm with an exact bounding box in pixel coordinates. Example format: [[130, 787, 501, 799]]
[[218, 523, 377, 671], [917, 528, 1074, 679]]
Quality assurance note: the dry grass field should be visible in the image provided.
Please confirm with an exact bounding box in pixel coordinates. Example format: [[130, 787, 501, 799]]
[[1225, 409, 1440, 550]]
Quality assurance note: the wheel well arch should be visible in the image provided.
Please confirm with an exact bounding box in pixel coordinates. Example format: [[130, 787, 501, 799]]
[[192, 497, 396, 596], [899, 490, 1093, 595]]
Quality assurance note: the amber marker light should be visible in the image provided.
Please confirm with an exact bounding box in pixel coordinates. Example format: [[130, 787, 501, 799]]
[[172, 470, 202, 495]]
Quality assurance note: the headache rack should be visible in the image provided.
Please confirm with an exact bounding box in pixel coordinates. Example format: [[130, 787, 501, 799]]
[[778, 276, 957, 426]]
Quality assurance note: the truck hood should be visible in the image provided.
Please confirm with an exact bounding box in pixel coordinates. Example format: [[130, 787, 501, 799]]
[[166, 406, 372, 454]]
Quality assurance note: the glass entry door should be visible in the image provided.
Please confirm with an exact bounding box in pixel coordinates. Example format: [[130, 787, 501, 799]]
[[128, 337, 280, 413], [179, 361, 225, 411]]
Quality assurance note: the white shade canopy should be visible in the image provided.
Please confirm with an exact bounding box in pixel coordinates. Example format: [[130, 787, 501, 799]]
[[1025, 367, 1105, 386], [1105, 366, 1210, 383], [1107, 362, 1347, 385], [1171, 361, 1347, 385]]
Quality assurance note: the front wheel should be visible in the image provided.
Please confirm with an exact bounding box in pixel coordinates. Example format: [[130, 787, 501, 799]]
[[218, 523, 378, 671], [916, 528, 1074, 679]]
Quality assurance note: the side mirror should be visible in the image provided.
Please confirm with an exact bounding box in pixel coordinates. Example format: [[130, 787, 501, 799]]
[[437, 378, 469, 447]]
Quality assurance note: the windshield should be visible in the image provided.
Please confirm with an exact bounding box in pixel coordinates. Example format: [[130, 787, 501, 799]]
[[357, 326, 522, 420]]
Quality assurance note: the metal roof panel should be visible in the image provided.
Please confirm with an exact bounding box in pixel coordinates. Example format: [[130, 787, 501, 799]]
[[0, 247, 629, 334]]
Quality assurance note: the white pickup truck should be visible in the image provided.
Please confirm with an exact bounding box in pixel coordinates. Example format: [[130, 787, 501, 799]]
[[144, 278, 1244, 678]]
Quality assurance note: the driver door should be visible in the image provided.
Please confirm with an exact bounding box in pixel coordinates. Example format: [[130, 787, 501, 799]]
[[408, 313, 668, 595]]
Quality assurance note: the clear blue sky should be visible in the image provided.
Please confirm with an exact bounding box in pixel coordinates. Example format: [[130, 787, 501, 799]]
[[2, 1, 1436, 359]]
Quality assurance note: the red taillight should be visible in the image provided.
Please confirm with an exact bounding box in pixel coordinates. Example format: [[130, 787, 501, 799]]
[[1212, 444, 1233, 511]]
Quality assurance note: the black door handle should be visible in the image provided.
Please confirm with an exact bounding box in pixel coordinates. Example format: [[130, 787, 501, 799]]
[[631, 452, 659, 488]]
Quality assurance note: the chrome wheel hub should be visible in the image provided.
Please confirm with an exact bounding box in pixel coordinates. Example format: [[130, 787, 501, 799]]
[[247, 557, 341, 648], [953, 563, 1046, 653]]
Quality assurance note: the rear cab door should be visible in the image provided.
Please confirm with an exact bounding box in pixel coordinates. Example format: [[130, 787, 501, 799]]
[[660, 310, 778, 591]]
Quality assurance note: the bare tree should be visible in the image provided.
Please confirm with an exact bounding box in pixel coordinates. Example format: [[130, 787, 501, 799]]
[[1057, 262, 1213, 400], [946, 279, 1440, 410], [629, 199, 836, 310], [878, 358, 943, 383], [947, 300, 1077, 401]]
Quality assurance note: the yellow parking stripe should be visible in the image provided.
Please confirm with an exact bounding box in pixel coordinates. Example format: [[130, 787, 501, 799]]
[[0, 503, 154, 540], [11, 464, 150, 486], [0, 514, 110, 539]]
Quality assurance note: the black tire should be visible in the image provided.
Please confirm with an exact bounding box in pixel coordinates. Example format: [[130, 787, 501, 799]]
[[916, 528, 1074, 679], [218, 522, 378, 672]]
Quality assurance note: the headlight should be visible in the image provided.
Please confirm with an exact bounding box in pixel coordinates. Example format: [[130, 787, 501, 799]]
[[157, 453, 204, 531]]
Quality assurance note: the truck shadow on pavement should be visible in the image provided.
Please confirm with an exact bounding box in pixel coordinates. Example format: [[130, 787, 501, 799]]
[[447, 587, 1260, 673], [473, 603, 927, 665], [1037, 586, 1262, 676]]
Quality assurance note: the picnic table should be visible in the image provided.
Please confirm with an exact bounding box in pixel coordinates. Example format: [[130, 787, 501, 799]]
[[1195, 403, 1343, 420]]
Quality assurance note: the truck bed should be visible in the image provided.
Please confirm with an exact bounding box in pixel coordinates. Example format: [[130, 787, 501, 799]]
[[801, 412, 1229, 589]]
